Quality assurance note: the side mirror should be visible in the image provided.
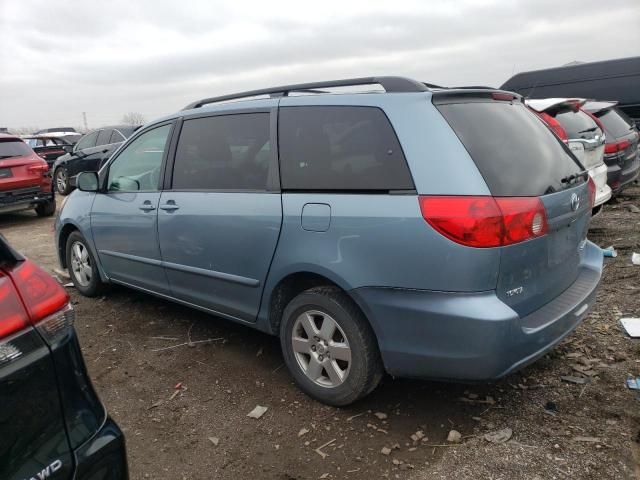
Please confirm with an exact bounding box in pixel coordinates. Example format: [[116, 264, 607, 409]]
[[77, 172, 99, 192], [63, 145, 73, 153]]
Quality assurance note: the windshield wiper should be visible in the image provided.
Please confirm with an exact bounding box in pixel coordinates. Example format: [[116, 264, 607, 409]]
[[577, 127, 597, 134], [0, 155, 18, 159]]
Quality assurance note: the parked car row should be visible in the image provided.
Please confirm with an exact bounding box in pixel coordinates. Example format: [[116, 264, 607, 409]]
[[55, 77, 603, 407]]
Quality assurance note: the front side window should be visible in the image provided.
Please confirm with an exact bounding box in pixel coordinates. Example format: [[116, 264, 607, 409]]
[[75, 131, 99, 151], [279, 106, 414, 191], [172, 113, 271, 190], [107, 124, 171, 192]]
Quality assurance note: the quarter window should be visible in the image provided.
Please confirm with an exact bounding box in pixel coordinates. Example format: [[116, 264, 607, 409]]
[[172, 113, 271, 190], [279, 106, 413, 191], [107, 124, 171, 192], [110, 130, 126, 144]]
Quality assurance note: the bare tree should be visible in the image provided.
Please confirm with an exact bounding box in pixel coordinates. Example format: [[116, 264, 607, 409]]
[[121, 112, 146, 126]]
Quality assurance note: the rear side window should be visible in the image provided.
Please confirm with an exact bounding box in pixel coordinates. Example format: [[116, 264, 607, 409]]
[[75, 131, 98, 151], [596, 108, 635, 139], [96, 129, 112, 146], [554, 110, 599, 139], [172, 113, 271, 190], [436, 102, 581, 196], [0, 139, 32, 158], [279, 106, 413, 191]]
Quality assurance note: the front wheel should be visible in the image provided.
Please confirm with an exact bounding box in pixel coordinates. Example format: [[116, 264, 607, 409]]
[[55, 167, 72, 195], [65, 231, 105, 297], [280, 286, 383, 406]]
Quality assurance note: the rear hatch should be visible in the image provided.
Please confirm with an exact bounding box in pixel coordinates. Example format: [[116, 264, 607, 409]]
[[0, 139, 47, 191], [0, 237, 74, 480], [434, 91, 591, 317], [590, 105, 639, 176]]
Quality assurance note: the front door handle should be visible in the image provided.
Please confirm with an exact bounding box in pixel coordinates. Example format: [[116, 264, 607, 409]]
[[139, 202, 156, 212], [159, 201, 179, 212]]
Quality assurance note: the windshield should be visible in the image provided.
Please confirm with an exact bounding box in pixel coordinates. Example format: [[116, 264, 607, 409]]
[[436, 101, 583, 196], [0, 139, 33, 159]]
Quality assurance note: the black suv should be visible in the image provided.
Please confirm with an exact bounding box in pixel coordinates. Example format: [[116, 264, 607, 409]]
[[53, 125, 140, 195], [0, 235, 128, 479]]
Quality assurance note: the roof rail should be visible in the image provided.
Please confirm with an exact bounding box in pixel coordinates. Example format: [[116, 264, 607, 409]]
[[183, 76, 428, 110]]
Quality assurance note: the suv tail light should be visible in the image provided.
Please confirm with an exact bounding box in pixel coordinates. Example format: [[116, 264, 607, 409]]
[[537, 112, 569, 143], [587, 176, 596, 208], [604, 139, 631, 155], [0, 260, 73, 348], [419, 196, 548, 248]]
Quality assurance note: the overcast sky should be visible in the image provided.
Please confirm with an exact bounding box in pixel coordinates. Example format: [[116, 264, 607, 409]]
[[1, 0, 638, 130]]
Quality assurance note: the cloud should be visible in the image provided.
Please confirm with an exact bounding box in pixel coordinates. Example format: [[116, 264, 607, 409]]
[[0, 0, 638, 128]]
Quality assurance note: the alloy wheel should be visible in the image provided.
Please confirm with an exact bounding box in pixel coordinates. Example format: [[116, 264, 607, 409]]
[[291, 310, 352, 388], [70, 241, 92, 287]]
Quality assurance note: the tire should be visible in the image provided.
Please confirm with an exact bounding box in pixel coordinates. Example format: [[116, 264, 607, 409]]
[[65, 231, 105, 297], [280, 286, 383, 406], [35, 199, 56, 217], [54, 167, 72, 195]]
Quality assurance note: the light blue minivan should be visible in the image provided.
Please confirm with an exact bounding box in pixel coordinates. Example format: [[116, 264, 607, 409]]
[[55, 77, 603, 405]]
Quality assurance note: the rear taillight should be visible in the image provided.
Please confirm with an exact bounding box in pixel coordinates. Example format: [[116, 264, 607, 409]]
[[419, 196, 548, 248], [587, 176, 596, 208], [0, 272, 29, 339], [28, 163, 49, 174], [604, 140, 631, 155], [10, 260, 69, 321], [538, 112, 569, 143]]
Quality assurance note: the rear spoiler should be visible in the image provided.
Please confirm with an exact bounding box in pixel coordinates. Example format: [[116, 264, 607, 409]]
[[431, 89, 524, 105], [525, 98, 586, 114], [582, 100, 619, 114]]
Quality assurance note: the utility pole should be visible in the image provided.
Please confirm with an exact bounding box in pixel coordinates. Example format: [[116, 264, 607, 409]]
[[82, 112, 88, 131]]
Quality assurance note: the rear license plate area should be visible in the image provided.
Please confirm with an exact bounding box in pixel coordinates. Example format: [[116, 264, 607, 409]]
[[0, 168, 13, 179], [548, 226, 579, 267]]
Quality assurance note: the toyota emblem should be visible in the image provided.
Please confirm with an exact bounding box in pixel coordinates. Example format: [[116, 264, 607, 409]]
[[571, 193, 580, 211]]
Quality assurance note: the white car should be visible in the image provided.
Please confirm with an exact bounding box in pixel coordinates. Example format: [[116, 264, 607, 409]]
[[527, 98, 611, 214]]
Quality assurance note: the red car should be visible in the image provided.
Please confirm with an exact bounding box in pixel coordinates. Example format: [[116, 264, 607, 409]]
[[0, 133, 55, 216]]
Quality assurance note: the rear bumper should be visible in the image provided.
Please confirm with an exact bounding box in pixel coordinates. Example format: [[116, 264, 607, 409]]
[[607, 156, 640, 194], [351, 241, 603, 381], [590, 163, 611, 207], [73, 416, 128, 480], [0, 189, 53, 214]]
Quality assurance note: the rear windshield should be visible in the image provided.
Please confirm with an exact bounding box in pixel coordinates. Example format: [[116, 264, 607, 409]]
[[436, 101, 582, 196], [554, 110, 599, 139], [0, 139, 32, 159], [595, 108, 635, 139]]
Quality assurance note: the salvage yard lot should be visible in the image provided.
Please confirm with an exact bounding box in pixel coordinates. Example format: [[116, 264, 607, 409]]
[[2, 187, 640, 480]]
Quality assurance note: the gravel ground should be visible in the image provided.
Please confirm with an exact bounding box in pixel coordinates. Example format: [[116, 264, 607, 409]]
[[1, 185, 639, 480]]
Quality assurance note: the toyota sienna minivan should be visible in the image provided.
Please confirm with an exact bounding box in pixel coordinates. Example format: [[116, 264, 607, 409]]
[[55, 77, 603, 406]]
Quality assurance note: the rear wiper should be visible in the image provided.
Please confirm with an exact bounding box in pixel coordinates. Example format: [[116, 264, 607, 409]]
[[561, 170, 589, 186], [577, 127, 597, 133]]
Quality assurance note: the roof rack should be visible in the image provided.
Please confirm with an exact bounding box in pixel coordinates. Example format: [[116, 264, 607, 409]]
[[183, 76, 429, 110]]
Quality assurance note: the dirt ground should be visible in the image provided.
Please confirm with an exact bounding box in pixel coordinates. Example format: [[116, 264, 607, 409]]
[[1, 186, 640, 480]]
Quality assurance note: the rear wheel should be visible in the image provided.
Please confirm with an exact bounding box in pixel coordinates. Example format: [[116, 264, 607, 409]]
[[55, 167, 71, 195], [280, 286, 383, 406], [66, 231, 105, 297], [35, 199, 56, 217]]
